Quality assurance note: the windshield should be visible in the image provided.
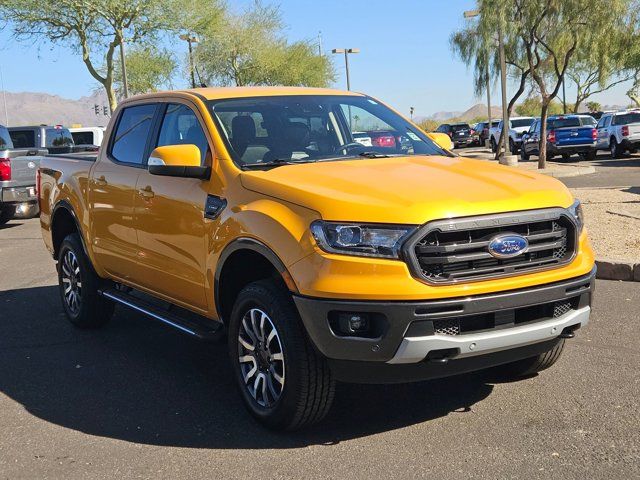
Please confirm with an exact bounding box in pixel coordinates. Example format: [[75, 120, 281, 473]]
[[208, 95, 448, 167], [613, 113, 640, 125], [511, 118, 534, 128], [548, 118, 581, 129]]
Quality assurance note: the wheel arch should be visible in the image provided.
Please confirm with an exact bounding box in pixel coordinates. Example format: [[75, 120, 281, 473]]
[[51, 201, 85, 260], [214, 238, 298, 324]]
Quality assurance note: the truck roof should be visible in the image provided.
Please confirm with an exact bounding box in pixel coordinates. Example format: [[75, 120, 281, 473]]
[[125, 86, 361, 103]]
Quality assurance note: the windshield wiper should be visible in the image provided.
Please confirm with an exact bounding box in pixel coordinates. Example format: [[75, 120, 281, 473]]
[[358, 151, 391, 158], [241, 158, 314, 170]]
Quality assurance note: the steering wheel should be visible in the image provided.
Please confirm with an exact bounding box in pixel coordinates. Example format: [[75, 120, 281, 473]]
[[333, 142, 365, 154]]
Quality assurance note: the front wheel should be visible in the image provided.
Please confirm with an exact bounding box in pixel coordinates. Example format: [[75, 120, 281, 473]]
[[497, 339, 565, 378], [509, 138, 518, 154], [520, 147, 530, 161], [229, 279, 335, 430], [57, 233, 114, 328], [490, 137, 497, 153], [610, 138, 624, 158]]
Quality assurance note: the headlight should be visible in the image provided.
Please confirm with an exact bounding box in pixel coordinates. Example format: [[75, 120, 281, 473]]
[[310, 221, 415, 258], [567, 200, 584, 233]]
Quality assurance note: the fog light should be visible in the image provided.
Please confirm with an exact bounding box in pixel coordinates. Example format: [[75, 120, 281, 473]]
[[338, 312, 370, 334]]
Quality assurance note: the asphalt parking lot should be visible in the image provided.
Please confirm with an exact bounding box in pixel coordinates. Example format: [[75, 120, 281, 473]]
[[1, 219, 639, 479]]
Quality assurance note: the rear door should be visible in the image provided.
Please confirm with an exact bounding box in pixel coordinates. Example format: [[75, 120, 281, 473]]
[[596, 115, 611, 149], [89, 103, 159, 279], [523, 120, 539, 155]]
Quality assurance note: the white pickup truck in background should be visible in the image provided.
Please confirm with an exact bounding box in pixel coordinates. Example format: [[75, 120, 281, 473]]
[[595, 110, 640, 158], [69, 126, 105, 150], [490, 116, 535, 154], [0, 125, 47, 224]]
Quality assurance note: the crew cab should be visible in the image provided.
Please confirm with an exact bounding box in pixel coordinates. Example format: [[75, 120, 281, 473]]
[[490, 117, 535, 154], [521, 115, 597, 161], [0, 124, 47, 224], [595, 110, 640, 158], [69, 126, 105, 151], [39, 87, 595, 430]]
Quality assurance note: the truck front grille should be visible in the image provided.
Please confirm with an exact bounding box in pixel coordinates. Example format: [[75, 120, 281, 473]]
[[403, 209, 577, 284]]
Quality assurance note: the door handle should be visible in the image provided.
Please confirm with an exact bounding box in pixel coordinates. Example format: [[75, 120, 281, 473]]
[[138, 186, 155, 199], [95, 175, 107, 187]]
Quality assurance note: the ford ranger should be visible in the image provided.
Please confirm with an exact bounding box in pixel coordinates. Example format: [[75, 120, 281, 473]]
[[521, 115, 597, 161], [595, 110, 640, 158], [39, 87, 595, 430]]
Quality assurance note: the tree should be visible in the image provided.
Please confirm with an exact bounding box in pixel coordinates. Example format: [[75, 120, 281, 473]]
[[194, 2, 334, 87], [113, 47, 176, 96], [0, 0, 170, 112], [585, 101, 601, 113], [479, 0, 632, 168], [451, 17, 531, 158], [515, 95, 563, 116]]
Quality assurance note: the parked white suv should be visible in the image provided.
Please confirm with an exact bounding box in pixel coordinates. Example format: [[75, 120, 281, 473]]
[[490, 117, 535, 154], [595, 110, 640, 158]]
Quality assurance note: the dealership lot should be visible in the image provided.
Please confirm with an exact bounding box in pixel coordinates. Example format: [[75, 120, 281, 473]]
[[0, 218, 638, 479]]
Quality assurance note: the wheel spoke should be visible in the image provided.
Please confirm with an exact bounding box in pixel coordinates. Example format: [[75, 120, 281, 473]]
[[242, 317, 257, 343], [239, 355, 254, 364], [259, 312, 267, 342], [242, 363, 257, 384], [271, 352, 284, 362], [238, 335, 255, 351], [272, 370, 284, 385]]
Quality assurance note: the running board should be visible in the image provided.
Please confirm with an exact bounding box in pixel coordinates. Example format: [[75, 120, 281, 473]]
[[100, 288, 224, 341]]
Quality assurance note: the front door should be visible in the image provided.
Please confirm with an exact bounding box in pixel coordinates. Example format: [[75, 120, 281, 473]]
[[132, 102, 213, 311], [596, 116, 610, 149], [89, 103, 158, 279]]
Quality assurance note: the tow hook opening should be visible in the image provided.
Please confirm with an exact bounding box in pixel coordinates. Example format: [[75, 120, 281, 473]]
[[426, 348, 458, 364]]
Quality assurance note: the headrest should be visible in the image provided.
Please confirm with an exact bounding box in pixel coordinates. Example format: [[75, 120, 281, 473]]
[[231, 115, 256, 142], [285, 122, 310, 150]]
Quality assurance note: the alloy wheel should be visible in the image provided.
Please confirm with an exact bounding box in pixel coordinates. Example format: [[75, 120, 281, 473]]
[[61, 250, 82, 315], [237, 308, 285, 408]]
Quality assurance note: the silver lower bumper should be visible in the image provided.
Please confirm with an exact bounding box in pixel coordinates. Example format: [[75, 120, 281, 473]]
[[387, 306, 590, 364], [1, 185, 37, 203]]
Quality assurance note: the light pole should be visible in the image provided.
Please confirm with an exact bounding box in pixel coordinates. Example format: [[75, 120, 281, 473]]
[[464, 9, 509, 158], [332, 48, 360, 90], [180, 34, 199, 89]]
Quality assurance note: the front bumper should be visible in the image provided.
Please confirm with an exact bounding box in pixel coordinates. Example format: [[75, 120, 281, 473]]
[[294, 267, 595, 379]]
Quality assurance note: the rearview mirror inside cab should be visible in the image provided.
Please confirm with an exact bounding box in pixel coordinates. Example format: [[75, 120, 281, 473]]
[[148, 144, 210, 179]]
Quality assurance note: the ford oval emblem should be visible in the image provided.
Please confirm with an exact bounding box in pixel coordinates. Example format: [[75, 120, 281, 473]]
[[488, 234, 528, 259]]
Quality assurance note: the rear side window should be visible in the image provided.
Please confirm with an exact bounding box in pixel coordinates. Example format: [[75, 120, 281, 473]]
[[9, 129, 35, 148], [0, 126, 12, 149], [45, 128, 74, 147], [156, 103, 209, 164], [110, 104, 156, 165], [581, 116, 596, 126], [71, 131, 94, 145], [613, 112, 640, 125]]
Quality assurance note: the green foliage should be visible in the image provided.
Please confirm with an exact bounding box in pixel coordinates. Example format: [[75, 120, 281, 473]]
[[194, 2, 335, 87], [114, 47, 176, 96], [0, 0, 171, 111], [416, 119, 439, 132], [585, 101, 602, 112], [515, 96, 563, 117]]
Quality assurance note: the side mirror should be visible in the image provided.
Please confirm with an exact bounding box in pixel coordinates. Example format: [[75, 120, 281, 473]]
[[148, 144, 210, 179], [427, 132, 453, 150]]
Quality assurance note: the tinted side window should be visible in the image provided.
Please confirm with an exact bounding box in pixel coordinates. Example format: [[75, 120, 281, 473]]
[[9, 129, 36, 148], [604, 117, 611, 128], [45, 128, 74, 147], [156, 104, 209, 164], [111, 104, 156, 165], [72, 131, 94, 145], [0, 126, 13, 149]]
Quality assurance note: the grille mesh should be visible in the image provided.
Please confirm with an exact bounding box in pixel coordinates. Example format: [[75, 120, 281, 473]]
[[553, 301, 572, 318], [433, 318, 460, 336]]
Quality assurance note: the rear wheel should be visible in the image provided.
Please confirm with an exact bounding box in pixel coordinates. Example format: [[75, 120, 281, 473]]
[[497, 339, 565, 378], [579, 150, 596, 161], [610, 138, 624, 158], [562, 153, 571, 161], [57, 233, 114, 328], [509, 138, 518, 154], [0, 206, 15, 226], [229, 279, 335, 430]]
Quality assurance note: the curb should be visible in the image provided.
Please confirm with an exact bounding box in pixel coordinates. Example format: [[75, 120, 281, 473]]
[[540, 165, 596, 178], [595, 259, 640, 282]]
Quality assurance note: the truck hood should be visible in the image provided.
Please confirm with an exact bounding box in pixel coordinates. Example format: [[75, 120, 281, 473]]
[[239, 155, 574, 224]]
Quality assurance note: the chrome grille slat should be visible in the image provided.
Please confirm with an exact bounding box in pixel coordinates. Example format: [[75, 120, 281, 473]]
[[403, 209, 578, 284]]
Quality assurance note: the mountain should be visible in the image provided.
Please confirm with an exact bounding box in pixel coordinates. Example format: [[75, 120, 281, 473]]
[[430, 110, 464, 121], [0, 90, 111, 127], [458, 103, 503, 121]]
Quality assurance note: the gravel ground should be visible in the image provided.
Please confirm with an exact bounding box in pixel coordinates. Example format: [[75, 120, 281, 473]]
[[570, 187, 640, 262]]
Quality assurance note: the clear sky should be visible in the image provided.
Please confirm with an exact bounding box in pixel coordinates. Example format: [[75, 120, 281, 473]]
[[0, 0, 632, 117]]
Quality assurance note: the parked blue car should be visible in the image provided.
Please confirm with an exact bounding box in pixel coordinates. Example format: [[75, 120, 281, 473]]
[[520, 115, 598, 161]]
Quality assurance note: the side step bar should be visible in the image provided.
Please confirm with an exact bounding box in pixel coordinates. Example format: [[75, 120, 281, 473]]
[[100, 288, 224, 341]]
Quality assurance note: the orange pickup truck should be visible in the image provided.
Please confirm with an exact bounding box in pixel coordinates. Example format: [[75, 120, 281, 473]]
[[39, 87, 595, 430]]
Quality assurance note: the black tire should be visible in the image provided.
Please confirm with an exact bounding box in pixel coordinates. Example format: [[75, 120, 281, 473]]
[[498, 339, 565, 378], [0, 208, 13, 226], [490, 137, 497, 153], [520, 147, 529, 161], [610, 138, 623, 158], [561, 153, 571, 161], [228, 279, 335, 430], [509, 138, 518, 154], [57, 233, 114, 328], [580, 150, 596, 161]]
